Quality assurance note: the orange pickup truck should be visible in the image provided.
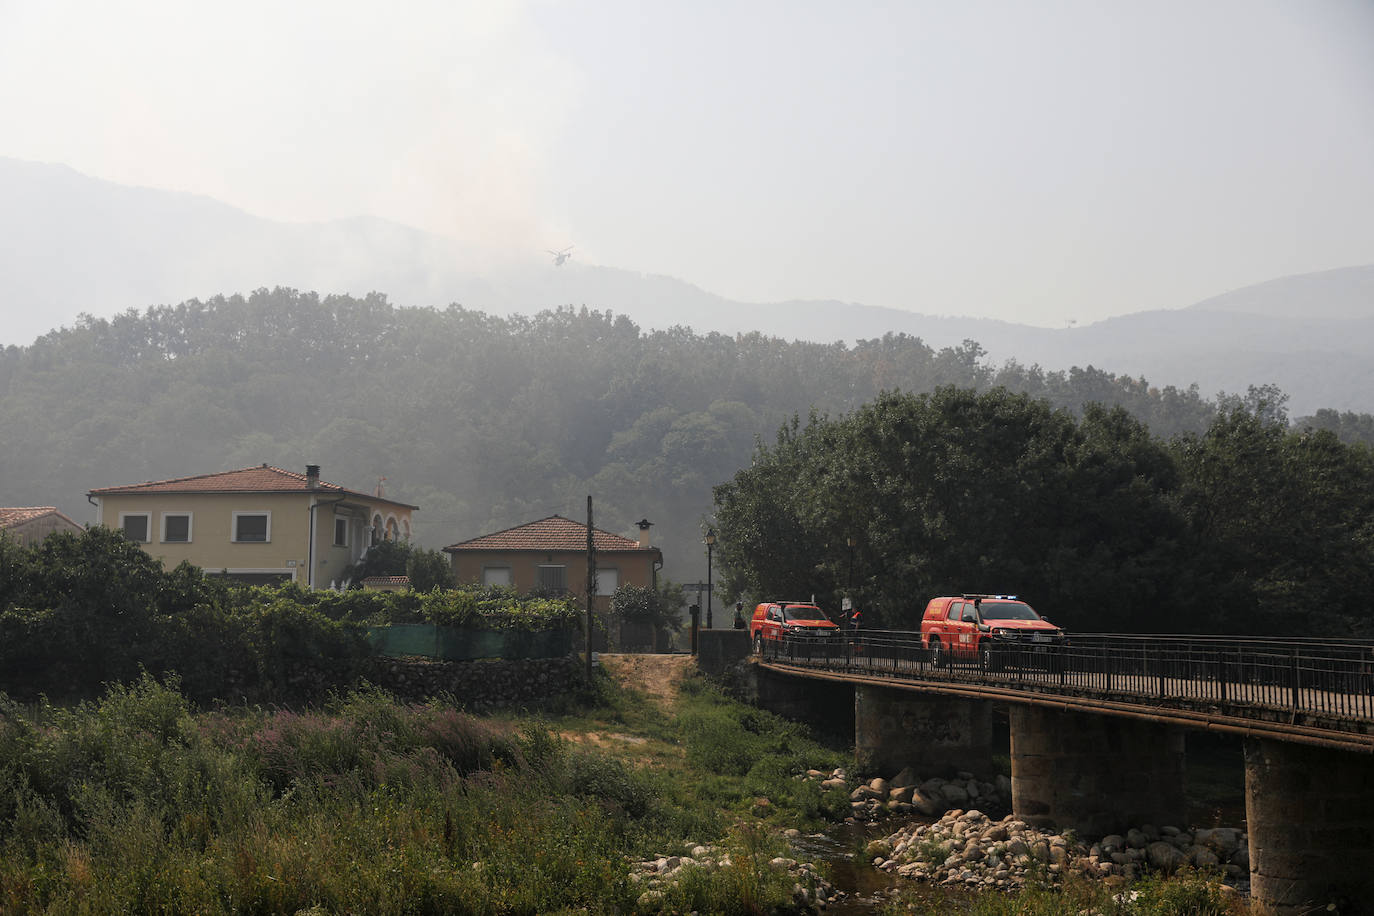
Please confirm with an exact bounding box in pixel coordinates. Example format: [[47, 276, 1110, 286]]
[[749, 601, 840, 653], [919, 594, 1065, 669]]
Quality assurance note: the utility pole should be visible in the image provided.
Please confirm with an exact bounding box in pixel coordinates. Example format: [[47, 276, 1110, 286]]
[[586, 495, 596, 681]]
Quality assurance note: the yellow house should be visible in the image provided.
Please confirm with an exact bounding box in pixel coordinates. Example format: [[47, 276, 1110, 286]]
[[443, 515, 662, 612], [87, 464, 418, 588]]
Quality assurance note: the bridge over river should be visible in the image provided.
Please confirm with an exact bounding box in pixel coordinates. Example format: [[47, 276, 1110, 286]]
[[698, 630, 1374, 916]]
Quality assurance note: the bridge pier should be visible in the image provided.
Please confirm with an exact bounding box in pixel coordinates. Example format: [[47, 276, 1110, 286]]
[[854, 686, 996, 776], [1009, 706, 1186, 836], [742, 663, 855, 743], [1245, 738, 1374, 915]]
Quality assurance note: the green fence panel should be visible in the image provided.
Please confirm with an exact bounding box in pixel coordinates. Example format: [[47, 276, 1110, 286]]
[[367, 625, 573, 660]]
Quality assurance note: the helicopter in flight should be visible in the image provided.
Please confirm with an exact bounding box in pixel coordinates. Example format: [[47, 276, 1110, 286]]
[[547, 246, 573, 267]]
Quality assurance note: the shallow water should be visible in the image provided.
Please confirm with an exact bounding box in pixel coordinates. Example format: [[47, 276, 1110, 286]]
[[787, 816, 982, 914]]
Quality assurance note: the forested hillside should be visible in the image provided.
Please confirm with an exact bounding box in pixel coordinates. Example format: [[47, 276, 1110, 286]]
[[1, 287, 1368, 585]]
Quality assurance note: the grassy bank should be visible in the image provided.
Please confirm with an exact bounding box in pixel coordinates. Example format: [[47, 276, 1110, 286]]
[[0, 669, 847, 914], [1, 666, 1250, 914], [882, 871, 1242, 916]]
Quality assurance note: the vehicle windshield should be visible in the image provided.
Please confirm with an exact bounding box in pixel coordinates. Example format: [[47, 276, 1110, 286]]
[[785, 606, 829, 622], [978, 601, 1040, 621]]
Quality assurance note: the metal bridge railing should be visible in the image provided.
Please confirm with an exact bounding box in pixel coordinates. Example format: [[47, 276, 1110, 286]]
[[757, 630, 1374, 727]]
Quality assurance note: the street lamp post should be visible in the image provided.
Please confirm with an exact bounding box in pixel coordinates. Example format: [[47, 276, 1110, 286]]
[[704, 528, 716, 629], [846, 536, 855, 592]]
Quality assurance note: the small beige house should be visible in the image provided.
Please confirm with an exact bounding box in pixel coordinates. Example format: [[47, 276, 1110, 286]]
[[0, 507, 84, 546], [444, 515, 662, 612], [87, 464, 417, 588]]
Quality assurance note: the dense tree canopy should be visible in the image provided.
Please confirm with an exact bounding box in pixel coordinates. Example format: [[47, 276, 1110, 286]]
[[8, 288, 1355, 586], [713, 388, 1374, 636], [3, 288, 1371, 618]]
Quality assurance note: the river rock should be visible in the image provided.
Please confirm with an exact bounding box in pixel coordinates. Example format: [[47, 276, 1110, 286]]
[[910, 789, 942, 816], [1146, 841, 1186, 873], [1199, 827, 1243, 857], [940, 783, 969, 804], [891, 766, 919, 788], [1126, 828, 1148, 849], [1190, 846, 1220, 867]]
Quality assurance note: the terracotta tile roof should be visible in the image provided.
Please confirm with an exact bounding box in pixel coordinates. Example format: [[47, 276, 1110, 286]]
[[0, 507, 79, 529], [444, 515, 654, 553], [87, 465, 418, 510]]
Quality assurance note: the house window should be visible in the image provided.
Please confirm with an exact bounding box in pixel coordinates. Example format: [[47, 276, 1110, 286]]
[[334, 517, 349, 547], [596, 567, 619, 596], [536, 565, 567, 594], [161, 513, 192, 543], [483, 566, 513, 587], [119, 513, 150, 543], [233, 512, 271, 543]]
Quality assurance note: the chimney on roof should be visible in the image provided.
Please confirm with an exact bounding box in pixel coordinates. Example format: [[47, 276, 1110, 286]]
[[635, 518, 653, 549], [306, 465, 320, 489]]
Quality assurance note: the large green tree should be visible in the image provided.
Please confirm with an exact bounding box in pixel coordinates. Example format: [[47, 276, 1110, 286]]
[[713, 387, 1198, 632], [1172, 407, 1374, 634]]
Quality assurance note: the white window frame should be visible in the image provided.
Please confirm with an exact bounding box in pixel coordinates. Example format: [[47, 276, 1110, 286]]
[[160, 512, 193, 544], [118, 512, 151, 543], [482, 566, 513, 588], [232, 510, 272, 543], [596, 567, 619, 596], [333, 516, 349, 548]]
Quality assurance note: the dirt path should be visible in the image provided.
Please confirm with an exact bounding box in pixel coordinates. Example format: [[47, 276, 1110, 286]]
[[598, 652, 697, 711]]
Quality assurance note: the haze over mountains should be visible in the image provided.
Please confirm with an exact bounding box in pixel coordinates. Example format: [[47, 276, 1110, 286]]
[[4, 156, 1371, 416]]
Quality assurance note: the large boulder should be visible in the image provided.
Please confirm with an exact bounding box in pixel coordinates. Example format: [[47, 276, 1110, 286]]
[[910, 789, 943, 816], [890, 766, 919, 788], [940, 783, 970, 805], [1189, 846, 1220, 868], [1146, 841, 1187, 873]]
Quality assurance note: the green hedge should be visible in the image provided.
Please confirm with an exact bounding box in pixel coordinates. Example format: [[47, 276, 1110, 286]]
[[0, 528, 577, 703]]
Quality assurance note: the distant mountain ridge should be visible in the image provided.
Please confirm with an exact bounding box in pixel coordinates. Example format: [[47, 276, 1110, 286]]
[[2, 156, 1371, 415]]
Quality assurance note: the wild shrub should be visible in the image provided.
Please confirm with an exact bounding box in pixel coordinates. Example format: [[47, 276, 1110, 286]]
[[660, 825, 804, 915], [1130, 868, 1232, 915]]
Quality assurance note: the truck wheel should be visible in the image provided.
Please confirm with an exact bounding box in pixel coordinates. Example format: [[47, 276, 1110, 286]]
[[929, 638, 946, 667], [980, 642, 1001, 672]]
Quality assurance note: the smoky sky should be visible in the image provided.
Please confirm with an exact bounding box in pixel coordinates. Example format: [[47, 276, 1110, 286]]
[[1, 0, 1371, 330]]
